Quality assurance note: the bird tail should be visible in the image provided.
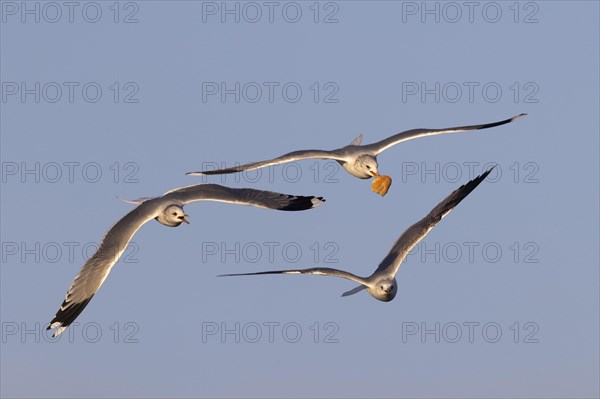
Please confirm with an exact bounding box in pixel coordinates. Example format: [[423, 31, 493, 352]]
[[341, 284, 367, 297]]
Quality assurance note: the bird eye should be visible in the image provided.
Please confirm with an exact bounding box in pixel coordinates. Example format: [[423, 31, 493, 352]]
[[366, 165, 371, 169], [172, 212, 177, 216]]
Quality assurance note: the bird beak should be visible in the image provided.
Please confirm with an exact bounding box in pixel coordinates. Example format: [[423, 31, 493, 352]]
[[180, 214, 190, 224], [370, 171, 380, 178]]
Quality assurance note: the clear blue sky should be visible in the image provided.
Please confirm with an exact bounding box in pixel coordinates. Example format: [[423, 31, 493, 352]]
[[1, 1, 598, 398]]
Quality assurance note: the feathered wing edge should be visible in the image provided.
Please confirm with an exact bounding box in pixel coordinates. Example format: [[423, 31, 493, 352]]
[[219, 267, 369, 297], [46, 201, 160, 337], [187, 150, 344, 176], [373, 167, 495, 278], [164, 184, 326, 212], [47, 296, 95, 337], [367, 114, 526, 154]]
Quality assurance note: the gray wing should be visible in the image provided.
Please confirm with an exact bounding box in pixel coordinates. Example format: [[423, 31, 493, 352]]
[[47, 200, 162, 337], [187, 149, 344, 176], [163, 184, 325, 211], [364, 114, 526, 154], [219, 267, 368, 285], [373, 168, 494, 277]]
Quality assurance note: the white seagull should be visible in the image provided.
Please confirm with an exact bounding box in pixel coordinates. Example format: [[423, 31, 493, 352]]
[[47, 184, 325, 337], [188, 115, 524, 195], [220, 168, 493, 301]]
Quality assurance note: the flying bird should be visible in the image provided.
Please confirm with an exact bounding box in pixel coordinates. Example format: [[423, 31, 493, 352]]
[[220, 168, 493, 301], [47, 184, 325, 337], [188, 115, 524, 195]]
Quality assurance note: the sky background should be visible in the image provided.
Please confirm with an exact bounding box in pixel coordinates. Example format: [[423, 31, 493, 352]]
[[1, 1, 599, 398]]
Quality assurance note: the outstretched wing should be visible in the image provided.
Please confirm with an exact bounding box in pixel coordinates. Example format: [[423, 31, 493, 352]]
[[187, 149, 343, 176], [163, 184, 325, 211], [47, 200, 162, 337], [373, 168, 494, 277], [219, 267, 367, 286], [364, 114, 526, 154]]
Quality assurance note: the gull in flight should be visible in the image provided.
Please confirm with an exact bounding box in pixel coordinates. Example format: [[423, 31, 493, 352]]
[[47, 184, 325, 337], [220, 168, 493, 301], [188, 114, 524, 195]]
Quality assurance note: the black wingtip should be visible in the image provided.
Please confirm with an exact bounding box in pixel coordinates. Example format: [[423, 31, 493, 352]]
[[217, 273, 246, 277], [479, 165, 495, 179], [476, 114, 527, 131], [512, 113, 527, 121], [48, 296, 95, 333], [460, 166, 494, 191], [191, 168, 238, 176], [429, 167, 494, 221], [278, 195, 326, 211]]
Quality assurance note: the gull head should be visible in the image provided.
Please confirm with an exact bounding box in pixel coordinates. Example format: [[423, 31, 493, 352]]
[[353, 154, 379, 179], [368, 278, 397, 302], [157, 204, 189, 227]]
